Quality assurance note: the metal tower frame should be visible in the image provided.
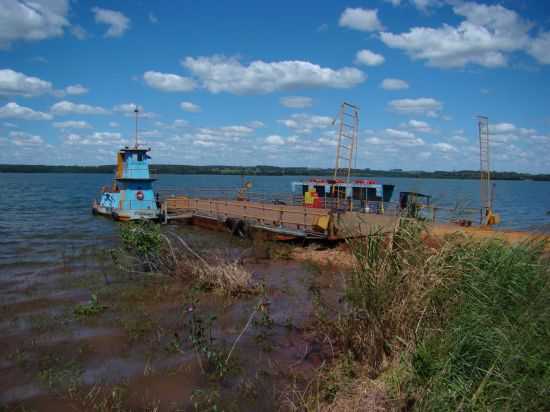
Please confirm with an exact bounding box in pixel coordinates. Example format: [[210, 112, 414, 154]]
[[333, 102, 359, 183], [478, 115, 492, 223]]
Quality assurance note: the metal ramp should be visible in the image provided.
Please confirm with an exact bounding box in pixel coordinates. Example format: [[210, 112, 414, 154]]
[[478, 116, 499, 225], [333, 102, 359, 183], [478, 115, 491, 224]]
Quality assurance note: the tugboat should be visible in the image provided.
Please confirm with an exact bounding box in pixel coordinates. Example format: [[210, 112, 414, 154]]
[[92, 108, 160, 221]]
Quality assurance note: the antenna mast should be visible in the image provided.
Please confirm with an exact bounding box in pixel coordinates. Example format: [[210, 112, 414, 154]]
[[134, 106, 139, 148]]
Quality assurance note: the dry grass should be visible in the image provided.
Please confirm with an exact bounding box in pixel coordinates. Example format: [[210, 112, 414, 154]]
[[160, 232, 257, 294]]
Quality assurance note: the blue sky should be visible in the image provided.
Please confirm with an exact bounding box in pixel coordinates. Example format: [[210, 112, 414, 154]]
[[0, 0, 549, 172]]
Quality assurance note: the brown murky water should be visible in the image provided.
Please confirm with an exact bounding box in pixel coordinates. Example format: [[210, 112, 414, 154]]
[[0, 224, 343, 411]]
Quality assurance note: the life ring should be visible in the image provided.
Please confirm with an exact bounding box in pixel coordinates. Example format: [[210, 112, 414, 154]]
[[136, 191, 144, 201]]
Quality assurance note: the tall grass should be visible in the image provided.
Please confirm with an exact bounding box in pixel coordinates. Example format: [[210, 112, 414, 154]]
[[411, 239, 550, 411], [337, 220, 461, 372], [306, 219, 550, 411]]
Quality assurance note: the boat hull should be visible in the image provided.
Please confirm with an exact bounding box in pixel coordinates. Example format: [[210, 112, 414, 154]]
[[92, 201, 159, 221]]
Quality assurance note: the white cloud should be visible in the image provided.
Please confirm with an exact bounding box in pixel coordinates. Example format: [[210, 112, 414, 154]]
[[368, 128, 425, 147], [386, 128, 415, 139], [528, 32, 550, 64], [265, 135, 285, 145], [339, 8, 384, 32], [410, 0, 442, 11], [0, 69, 53, 96], [148, 12, 158, 24], [219, 125, 253, 135], [180, 101, 201, 112], [280, 96, 313, 109], [380, 2, 532, 68], [64, 131, 125, 146], [279, 113, 333, 134], [181, 55, 365, 94], [247, 120, 265, 128], [433, 142, 458, 153], [381, 78, 409, 90], [143, 71, 196, 92], [355, 49, 385, 66], [0, 102, 52, 120], [109, 121, 119, 128], [51, 101, 109, 115], [388, 98, 442, 117], [384, 0, 401, 6], [9, 131, 44, 146], [53, 120, 91, 129], [70, 25, 87, 40], [0, 0, 69, 48], [65, 84, 88, 95], [113, 103, 155, 118], [92, 7, 130, 38], [406, 119, 432, 132]]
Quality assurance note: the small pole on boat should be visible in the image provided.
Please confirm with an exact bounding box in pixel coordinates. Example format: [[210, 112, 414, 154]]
[[134, 106, 139, 148]]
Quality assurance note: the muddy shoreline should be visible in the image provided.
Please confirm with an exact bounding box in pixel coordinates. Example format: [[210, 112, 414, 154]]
[[1, 225, 346, 411], [1, 222, 547, 411]]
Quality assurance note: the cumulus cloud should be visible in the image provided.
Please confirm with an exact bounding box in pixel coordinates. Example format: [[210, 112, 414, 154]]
[[355, 49, 385, 66], [247, 120, 265, 128], [405, 119, 432, 132], [380, 2, 532, 68], [53, 120, 91, 129], [0, 0, 69, 48], [143, 71, 196, 92], [113, 103, 155, 118], [51, 100, 109, 115], [0, 69, 53, 96], [180, 101, 201, 112], [528, 32, 550, 64], [64, 131, 125, 146], [367, 128, 425, 147], [265, 135, 285, 145], [92, 7, 130, 38], [433, 142, 458, 153], [0, 102, 52, 120], [339, 8, 384, 32], [9, 131, 44, 146], [388, 98, 442, 117], [181, 55, 365, 94], [65, 84, 88, 95], [280, 96, 313, 109], [70, 25, 87, 40], [410, 0, 442, 11], [279, 113, 333, 134], [381, 78, 409, 90]]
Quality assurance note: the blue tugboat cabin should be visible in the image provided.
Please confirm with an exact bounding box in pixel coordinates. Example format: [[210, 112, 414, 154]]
[[93, 145, 159, 221]]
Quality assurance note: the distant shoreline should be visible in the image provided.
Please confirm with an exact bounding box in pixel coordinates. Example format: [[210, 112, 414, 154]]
[[1, 164, 549, 181]]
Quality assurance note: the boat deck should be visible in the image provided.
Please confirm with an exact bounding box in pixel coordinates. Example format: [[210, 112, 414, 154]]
[[162, 195, 401, 240]]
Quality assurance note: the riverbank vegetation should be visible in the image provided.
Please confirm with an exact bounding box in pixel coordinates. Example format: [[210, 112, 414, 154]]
[[287, 221, 550, 411], [2, 163, 549, 181], [2, 220, 548, 411]]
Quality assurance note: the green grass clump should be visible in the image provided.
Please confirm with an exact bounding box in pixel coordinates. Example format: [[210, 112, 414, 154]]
[[74, 294, 108, 318], [411, 239, 550, 411]]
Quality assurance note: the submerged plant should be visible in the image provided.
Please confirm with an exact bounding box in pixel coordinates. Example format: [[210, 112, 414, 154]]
[[74, 294, 108, 318]]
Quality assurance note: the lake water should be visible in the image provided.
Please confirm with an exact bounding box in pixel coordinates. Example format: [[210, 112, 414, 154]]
[[1, 173, 549, 279], [0, 172, 549, 408]]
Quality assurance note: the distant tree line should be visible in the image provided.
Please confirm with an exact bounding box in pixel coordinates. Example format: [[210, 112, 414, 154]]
[[1, 164, 549, 181]]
